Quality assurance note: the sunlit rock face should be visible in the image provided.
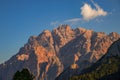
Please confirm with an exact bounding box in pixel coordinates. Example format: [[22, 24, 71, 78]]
[[17, 54, 29, 61], [0, 25, 119, 80]]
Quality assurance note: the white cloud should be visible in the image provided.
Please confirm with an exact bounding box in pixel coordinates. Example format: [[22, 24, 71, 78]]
[[64, 18, 81, 23], [81, 2, 107, 21], [50, 18, 82, 27], [64, 18, 82, 25]]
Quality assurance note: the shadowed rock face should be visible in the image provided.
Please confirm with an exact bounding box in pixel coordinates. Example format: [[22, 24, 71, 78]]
[[0, 25, 119, 80], [68, 39, 120, 80]]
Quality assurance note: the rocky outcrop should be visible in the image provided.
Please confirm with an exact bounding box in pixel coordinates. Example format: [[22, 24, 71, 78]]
[[0, 25, 119, 80]]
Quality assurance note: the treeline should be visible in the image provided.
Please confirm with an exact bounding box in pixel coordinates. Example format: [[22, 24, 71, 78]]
[[70, 56, 120, 80], [13, 68, 35, 80]]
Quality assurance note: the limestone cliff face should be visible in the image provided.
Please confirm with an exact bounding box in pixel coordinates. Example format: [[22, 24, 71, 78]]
[[0, 25, 119, 80]]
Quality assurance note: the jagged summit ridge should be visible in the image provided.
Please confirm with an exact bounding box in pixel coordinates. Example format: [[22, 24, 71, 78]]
[[0, 25, 120, 80]]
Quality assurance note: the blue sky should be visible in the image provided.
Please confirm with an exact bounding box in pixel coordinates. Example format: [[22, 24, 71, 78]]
[[0, 0, 120, 64]]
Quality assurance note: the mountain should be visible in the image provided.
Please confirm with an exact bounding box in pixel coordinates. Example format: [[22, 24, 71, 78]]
[[70, 39, 120, 80], [0, 25, 119, 80]]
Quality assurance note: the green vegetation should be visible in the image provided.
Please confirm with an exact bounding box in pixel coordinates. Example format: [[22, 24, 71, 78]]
[[70, 56, 120, 80], [13, 68, 35, 80]]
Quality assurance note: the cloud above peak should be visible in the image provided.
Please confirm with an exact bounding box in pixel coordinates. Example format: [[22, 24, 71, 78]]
[[81, 2, 107, 21], [64, 18, 81, 23]]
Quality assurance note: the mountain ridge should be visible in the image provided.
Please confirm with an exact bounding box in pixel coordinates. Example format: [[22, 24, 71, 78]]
[[0, 25, 120, 80]]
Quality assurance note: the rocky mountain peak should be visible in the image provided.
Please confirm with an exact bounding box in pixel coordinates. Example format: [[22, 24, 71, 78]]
[[57, 24, 71, 31], [28, 36, 37, 43], [109, 32, 119, 37], [109, 32, 119, 41], [0, 25, 120, 80], [52, 25, 75, 49], [41, 30, 52, 37], [75, 27, 86, 34]]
